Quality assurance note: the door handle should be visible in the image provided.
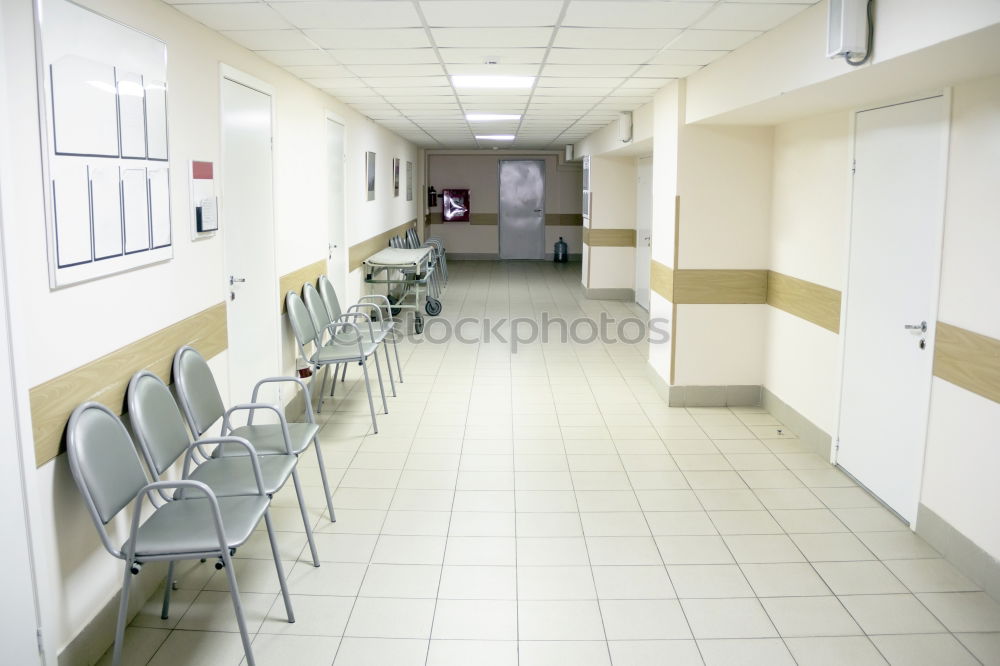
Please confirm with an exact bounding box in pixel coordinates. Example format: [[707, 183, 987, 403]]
[[533, 209, 543, 213], [229, 275, 246, 286], [904, 321, 927, 333]]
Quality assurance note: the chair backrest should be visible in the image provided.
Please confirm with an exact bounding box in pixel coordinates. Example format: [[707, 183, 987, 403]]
[[67, 402, 148, 528], [286, 290, 320, 353], [127, 370, 192, 477], [172, 346, 226, 437], [303, 283, 332, 334], [317, 275, 343, 321]]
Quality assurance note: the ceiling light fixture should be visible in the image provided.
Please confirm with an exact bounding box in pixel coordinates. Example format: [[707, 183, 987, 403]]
[[475, 135, 516, 141], [452, 75, 535, 89], [466, 113, 522, 122]]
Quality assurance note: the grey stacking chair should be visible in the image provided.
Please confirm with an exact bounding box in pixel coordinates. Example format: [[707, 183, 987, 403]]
[[171, 346, 334, 559], [66, 402, 289, 666], [128, 370, 303, 614], [317, 275, 404, 388], [287, 289, 384, 432]]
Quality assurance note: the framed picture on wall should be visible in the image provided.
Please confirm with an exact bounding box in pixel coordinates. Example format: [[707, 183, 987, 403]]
[[392, 157, 400, 197], [405, 161, 413, 201], [365, 151, 376, 201]]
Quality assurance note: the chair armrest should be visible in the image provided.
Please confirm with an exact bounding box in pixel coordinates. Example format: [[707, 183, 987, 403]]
[[222, 403, 294, 455], [250, 376, 315, 424], [333, 313, 376, 344], [348, 302, 383, 326], [182, 436, 265, 495], [123, 479, 228, 563]]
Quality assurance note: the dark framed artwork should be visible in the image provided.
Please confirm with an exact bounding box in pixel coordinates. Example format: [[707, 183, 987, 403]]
[[366, 151, 376, 201], [392, 157, 400, 197]]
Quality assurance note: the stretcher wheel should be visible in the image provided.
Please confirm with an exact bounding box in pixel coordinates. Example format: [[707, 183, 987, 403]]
[[387, 294, 402, 317], [425, 298, 442, 316], [414, 317, 424, 334]]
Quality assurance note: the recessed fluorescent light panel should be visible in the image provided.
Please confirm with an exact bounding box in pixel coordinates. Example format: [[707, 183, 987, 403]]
[[476, 135, 516, 141], [452, 75, 535, 89], [466, 113, 522, 122]]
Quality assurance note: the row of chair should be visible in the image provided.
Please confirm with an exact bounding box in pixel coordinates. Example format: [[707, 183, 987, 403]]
[[68, 346, 337, 666]]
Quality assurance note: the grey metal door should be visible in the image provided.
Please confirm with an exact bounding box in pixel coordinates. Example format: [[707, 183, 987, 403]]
[[499, 160, 545, 259]]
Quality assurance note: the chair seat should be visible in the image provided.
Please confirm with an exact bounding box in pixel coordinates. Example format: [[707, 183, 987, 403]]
[[182, 454, 297, 497], [215, 422, 320, 457], [313, 338, 379, 363], [125, 495, 268, 558]]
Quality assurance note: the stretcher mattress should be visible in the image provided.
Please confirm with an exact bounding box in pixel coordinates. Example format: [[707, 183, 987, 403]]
[[364, 246, 432, 269]]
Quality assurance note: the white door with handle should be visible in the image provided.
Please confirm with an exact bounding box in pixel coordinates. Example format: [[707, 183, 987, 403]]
[[326, 116, 347, 298], [635, 156, 652, 310], [221, 73, 280, 403], [836, 95, 949, 523]]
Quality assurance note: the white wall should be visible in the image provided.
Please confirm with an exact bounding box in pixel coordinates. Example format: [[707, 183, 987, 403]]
[[763, 111, 850, 434], [0, 0, 419, 659], [920, 75, 1000, 560]]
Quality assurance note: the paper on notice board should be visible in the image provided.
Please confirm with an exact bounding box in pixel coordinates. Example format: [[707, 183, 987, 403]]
[[118, 71, 146, 159], [148, 167, 171, 248], [122, 167, 150, 253], [145, 80, 168, 160], [50, 55, 119, 157], [51, 160, 92, 267], [89, 164, 123, 259]]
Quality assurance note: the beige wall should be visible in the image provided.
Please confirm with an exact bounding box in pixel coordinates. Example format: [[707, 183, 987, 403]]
[[426, 152, 583, 256], [0, 0, 418, 660]]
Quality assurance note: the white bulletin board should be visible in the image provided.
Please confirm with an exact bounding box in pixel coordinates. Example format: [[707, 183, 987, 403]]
[[35, 0, 172, 287]]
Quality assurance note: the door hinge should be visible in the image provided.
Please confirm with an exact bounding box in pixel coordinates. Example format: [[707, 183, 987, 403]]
[[851, 159, 856, 175], [36, 628, 44, 655], [834, 438, 840, 452]]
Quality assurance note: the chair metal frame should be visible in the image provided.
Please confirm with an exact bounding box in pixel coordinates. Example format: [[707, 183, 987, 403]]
[[67, 402, 291, 666]]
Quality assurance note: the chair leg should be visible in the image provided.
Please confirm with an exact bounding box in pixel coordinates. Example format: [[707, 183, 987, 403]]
[[383, 339, 397, 397], [160, 560, 175, 619], [391, 328, 404, 383], [329, 363, 339, 397], [340, 362, 348, 383], [291, 467, 321, 567], [111, 562, 134, 666], [312, 435, 337, 522], [220, 547, 255, 666], [372, 349, 389, 414], [263, 509, 295, 623], [317, 364, 331, 413], [360, 354, 379, 434]]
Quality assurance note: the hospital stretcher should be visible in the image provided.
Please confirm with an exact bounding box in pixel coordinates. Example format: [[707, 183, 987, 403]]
[[363, 246, 441, 334]]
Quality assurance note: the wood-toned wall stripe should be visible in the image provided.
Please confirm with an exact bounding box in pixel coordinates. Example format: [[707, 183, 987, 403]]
[[546, 213, 584, 227], [470, 213, 498, 226], [672, 269, 768, 304], [29, 303, 228, 467], [766, 270, 842, 333], [278, 259, 327, 312], [583, 228, 636, 247], [650, 260, 674, 302], [934, 322, 1000, 405], [348, 219, 418, 271]]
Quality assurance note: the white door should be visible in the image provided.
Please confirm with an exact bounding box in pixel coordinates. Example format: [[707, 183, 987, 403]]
[[221, 75, 280, 403], [836, 95, 948, 523], [326, 117, 347, 297], [634, 156, 653, 310]]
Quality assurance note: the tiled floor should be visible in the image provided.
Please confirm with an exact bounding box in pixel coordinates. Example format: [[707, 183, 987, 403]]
[[104, 261, 1000, 665]]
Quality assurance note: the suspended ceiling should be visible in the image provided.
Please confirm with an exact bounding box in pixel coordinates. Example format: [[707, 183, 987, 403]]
[[165, 0, 821, 149]]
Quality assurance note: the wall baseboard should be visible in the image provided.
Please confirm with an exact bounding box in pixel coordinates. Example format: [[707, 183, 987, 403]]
[[917, 504, 1000, 603], [544, 253, 583, 262], [667, 385, 762, 408], [761, 387, 833, 459], [584, 287, 635, 301], [58, 559, 199, 665], [446, 253, 500, 261]]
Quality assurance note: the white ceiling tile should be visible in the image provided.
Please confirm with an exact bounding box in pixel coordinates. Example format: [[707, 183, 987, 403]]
[[175, 3, 292, 31], [304, 28, 430, 49], [438, 48, 548, 64], [420, 1, 563, 27], [363, 76, 450, 88], [220, 30, 314, 51], [546, 48, 656, 64], [378, 87, 454, 97], [563, 1, 710, 29], [696, 2, 810, 31], [619, 77, 670, 89], [257, 49, 338, 66], [649, 49, 728, 66], [670, 29, 761, 50], [432, 28, 554, 48], [459, 95, 531, 104], [537, 77, 623, 88], [349, 64, 445, 77], [331, 49, 439, 64], [308, 77, 369, 88], [554, 28, 680, 50], [270, 1, 421, 29], [634, 64, 701, 78], [285, 65, 353, 78], [533, 89, 609, 98], [446, 64, 539, 76], [542, 64, 637, 77], [726, 0, 819, 3], [388, 97, 459, 104]]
